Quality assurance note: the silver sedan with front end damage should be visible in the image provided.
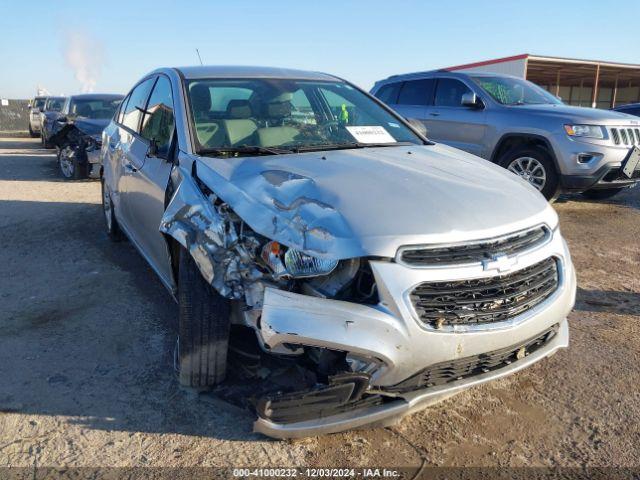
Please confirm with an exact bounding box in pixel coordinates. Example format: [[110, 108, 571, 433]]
[[100, 66, 576, 438]]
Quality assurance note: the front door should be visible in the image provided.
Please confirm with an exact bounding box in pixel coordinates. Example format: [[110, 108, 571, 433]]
[[425, 77, 487, 157], [125, 75, 177, 284]]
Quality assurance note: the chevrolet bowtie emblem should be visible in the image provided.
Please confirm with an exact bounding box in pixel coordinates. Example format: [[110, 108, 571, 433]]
[[482, 253, 517, 272]]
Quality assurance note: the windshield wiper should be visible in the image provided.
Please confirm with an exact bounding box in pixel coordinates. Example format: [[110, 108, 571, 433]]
[[291, 141, 413, 153], [197, 145, 293, 157]]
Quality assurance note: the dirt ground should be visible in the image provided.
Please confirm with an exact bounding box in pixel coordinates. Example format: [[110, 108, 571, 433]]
[[1, 137, 639, 471]]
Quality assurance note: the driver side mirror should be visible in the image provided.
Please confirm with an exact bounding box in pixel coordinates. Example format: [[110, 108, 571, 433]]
[[406, 118, 428, 138], [461, 92, 482, 108], [56, 116, 68, 123]]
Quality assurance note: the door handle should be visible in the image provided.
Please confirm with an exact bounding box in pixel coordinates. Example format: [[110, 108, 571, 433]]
[[429, 112, 440, 117], [124, 162, 137, 173]]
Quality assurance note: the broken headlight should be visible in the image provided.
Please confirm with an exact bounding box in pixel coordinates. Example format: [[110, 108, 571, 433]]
[[261, 241, 338, 278]]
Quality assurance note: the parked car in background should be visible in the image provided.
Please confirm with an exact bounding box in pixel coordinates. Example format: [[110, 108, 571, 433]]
[[101, 66, 575, 438], [372, 71, 640, 200], [40, 96, 66, 148], [613, 103, 640, 117], [27, 96, 47, 137], [50, 94, 123, 179]]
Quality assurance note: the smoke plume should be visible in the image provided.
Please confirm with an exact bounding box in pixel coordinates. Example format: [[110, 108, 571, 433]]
[[63, 30, 105, 93]]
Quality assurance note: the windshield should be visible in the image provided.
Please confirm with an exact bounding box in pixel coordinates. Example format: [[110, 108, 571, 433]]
[[472, 76, 562, 106], [186, 78, 423, 154], [33, 98, 46, 109], [70, 98, 121, 119], [45, 97, 65, 112]]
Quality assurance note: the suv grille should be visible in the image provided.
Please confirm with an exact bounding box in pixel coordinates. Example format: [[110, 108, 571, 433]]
[[609, 127, 640, 146], [400, 226, 549, 267], [386, 324, 559, 393], [410, 257, 559, 328]]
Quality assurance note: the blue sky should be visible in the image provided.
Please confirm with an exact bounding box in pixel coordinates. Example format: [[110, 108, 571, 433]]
[[2, 0, 639, 98]]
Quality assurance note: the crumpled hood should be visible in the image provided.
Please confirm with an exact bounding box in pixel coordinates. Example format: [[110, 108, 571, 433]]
[[72, 118, 110, 137], [513, 103, 640, 125], [194, 144, 555, 259]]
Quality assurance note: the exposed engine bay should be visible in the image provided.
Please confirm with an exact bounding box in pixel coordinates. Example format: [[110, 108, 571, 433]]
[[160, 165, 385, 423]]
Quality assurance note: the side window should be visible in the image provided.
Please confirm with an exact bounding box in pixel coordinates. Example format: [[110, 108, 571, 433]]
[[121, 78, 155, 132], [397, 79, 435, 106], [117, 94, 130, 124], [291, 89, 316, 124], [375, 83, 401, 104], [140, 76, 175, 156], [434, 78, 472, 107], [61, 98, 70, 115]]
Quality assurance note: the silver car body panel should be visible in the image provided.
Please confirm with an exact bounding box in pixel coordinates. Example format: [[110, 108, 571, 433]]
[[101, 66, 576, 438], [184, 142, 556, 261]]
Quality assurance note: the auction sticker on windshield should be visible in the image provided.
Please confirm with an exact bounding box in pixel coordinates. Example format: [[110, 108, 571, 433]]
[[346, 126, 396, 144]]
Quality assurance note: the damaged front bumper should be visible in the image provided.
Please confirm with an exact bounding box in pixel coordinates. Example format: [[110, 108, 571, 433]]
[[253, 231, 576, 438], [254, 319, 568, 438]]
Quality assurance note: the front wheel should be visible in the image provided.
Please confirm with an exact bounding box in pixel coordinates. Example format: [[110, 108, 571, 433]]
[[59, 146, 85, 180], [178, 248, 231, 389], [499, 146, 559, 200], [28, 124, 38, 138], [582, 187, 626, 200]]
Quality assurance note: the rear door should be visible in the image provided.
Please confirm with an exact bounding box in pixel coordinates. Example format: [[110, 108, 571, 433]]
[[393, 79, 435, 126], [125, 75, 177, 283], [426, 77, 487, 157]]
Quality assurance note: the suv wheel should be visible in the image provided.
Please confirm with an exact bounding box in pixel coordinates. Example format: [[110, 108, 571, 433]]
[[177, 248, 231, 389], [582, 187, 625, 200], [28, 124, 38, 138], [499, 146, 559, 200], [101, 178, 124, 241]]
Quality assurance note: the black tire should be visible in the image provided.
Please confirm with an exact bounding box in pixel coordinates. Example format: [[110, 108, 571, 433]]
[[59, 147, 85, 180], [101, 178, 124, 241], [498, 146, 559, 201], [41, 132, 53, 149], [178, 248, 231, 389], [28, 124, 38, 138], [582, 187, 626, 200]]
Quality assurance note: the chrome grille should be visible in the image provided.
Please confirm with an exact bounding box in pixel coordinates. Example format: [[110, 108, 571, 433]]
[[386, 324, 559, 393], [410, 257, 559, 328], [399, 226, 549, 267], [609, 127, 640, 145]]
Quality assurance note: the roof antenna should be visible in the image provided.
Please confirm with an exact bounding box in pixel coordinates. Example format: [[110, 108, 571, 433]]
[[195, 48, 203, 66]]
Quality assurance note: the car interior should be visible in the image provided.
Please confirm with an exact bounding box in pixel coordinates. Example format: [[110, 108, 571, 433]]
[[189, 83, 307, 149]]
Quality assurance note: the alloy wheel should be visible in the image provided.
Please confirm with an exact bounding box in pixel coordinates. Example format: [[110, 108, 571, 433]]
[[507, 156, 547, 191], [59, 147, 74, 178]]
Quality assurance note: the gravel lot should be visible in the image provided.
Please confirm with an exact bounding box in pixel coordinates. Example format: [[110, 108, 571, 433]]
[[1, 137, 639, 471]]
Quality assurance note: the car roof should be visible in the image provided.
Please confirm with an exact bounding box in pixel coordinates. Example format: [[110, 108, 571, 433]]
[[614, 103, 640, 109], [68, 93, 124, 100], [173, 65, 339, 81], [379, 70, 520, 84]]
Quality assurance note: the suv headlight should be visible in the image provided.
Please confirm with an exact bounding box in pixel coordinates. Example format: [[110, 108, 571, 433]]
[[564, 124, 604, 139], [261, 241, 338, 278]]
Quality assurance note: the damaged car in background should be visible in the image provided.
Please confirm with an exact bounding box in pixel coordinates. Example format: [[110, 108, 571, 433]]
[[39, 96, 66, 148], [100, 66, 577, 438], [50, 93, 123, 180]]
